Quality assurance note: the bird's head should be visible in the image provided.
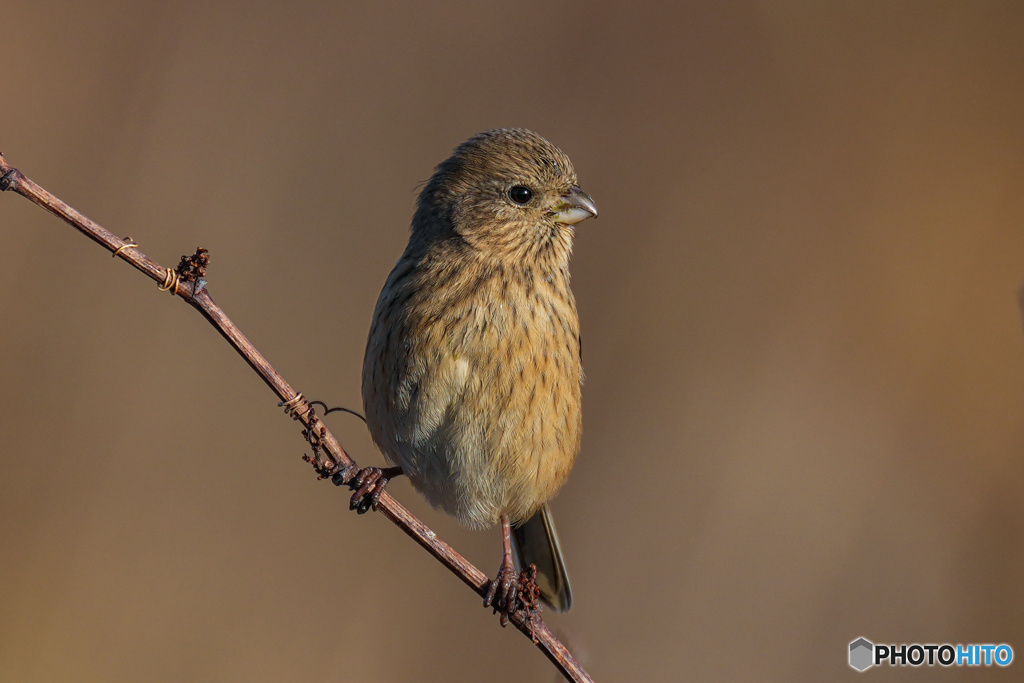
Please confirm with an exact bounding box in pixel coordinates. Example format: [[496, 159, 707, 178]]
[[413, 129, 597, 265]]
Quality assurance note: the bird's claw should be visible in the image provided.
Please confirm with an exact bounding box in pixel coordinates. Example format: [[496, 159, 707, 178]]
[[339, 466, 402, 514], [484, 561, 521, 627]]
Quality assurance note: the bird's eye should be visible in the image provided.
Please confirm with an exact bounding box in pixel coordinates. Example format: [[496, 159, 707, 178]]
[[508, 186, 533, 205]]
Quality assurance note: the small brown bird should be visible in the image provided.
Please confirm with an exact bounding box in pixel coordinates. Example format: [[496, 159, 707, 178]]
[[355, 129, 596, 617]]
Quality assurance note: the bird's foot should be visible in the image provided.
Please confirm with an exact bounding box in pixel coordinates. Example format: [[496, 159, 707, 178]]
[[484, 558, 519, 627], [334, 466, 403, 513], [484, 560, 543, 628]]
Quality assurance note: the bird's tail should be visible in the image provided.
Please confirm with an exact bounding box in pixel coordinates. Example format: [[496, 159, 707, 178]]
[[511, 503, 573, 612]]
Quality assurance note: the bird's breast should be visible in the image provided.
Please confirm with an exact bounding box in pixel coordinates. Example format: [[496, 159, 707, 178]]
[[364, 262, 583, 527]]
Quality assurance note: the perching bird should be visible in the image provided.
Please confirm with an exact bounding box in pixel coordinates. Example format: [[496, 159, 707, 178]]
[[354, 128, 596, 617]]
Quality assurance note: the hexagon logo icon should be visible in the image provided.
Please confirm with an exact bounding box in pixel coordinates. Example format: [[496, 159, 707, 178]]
[[849, 638, 874, 671]]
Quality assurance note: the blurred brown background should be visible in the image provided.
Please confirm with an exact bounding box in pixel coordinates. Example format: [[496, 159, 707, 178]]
[[2, 1, 1023, 681]]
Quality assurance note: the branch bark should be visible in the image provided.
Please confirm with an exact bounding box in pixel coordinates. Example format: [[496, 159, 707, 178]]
[[0, 154, 594, 683]]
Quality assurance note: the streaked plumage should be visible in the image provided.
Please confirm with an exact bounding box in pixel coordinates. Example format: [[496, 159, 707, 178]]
[[362, 129, 596, 612]]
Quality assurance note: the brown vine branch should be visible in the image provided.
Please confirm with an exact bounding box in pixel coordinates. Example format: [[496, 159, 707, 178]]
[[0, 154, 593, 683]]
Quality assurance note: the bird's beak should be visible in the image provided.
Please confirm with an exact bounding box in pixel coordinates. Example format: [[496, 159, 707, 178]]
[[550, 185, 598, 225]]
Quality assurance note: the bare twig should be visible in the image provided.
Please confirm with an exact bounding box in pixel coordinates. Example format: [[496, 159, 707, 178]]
[[0, 154, 594, 683]]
